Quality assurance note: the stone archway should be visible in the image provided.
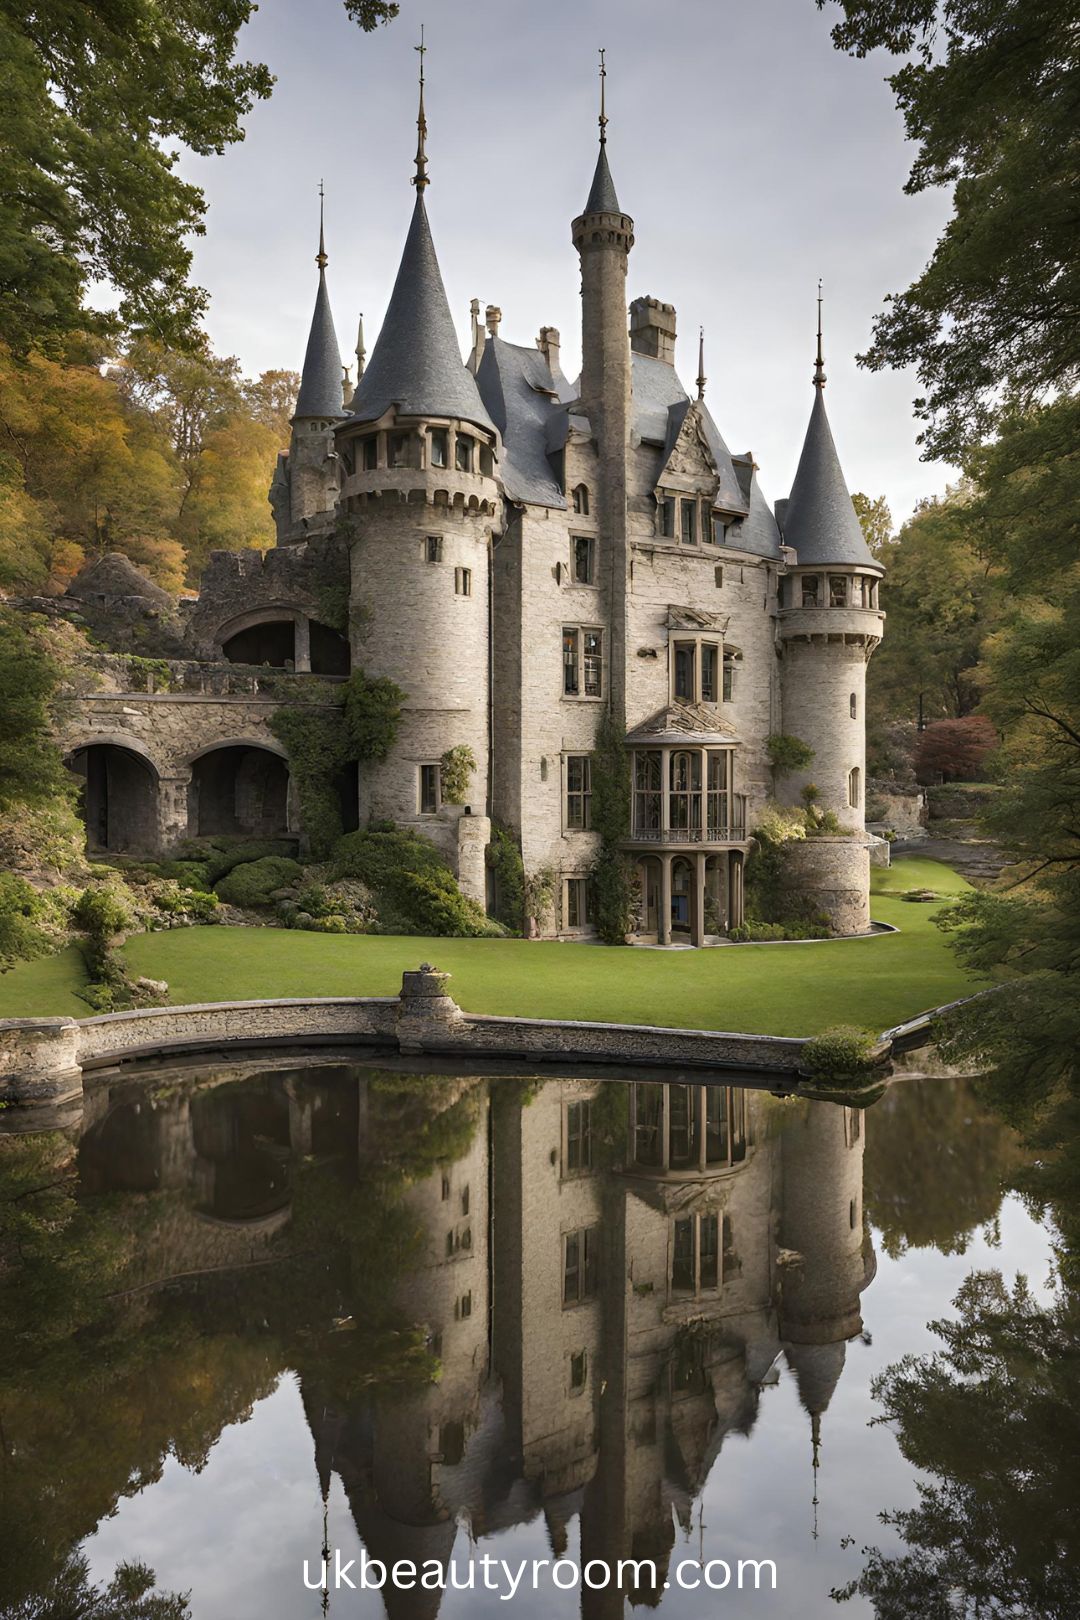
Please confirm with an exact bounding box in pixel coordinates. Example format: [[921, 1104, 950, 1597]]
[[188, 743, 291, 838], [66, 741, 160, 854]]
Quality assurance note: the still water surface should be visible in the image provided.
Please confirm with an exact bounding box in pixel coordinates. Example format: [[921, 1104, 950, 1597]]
[[0, 1062, 1053, 1617]]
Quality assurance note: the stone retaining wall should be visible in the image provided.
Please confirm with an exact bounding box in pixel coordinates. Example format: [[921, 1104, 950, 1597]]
[[0, 966, 962, 1109]]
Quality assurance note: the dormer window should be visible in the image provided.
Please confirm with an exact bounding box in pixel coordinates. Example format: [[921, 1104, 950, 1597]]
[[659, 495, 676, 539], [430, 428, 448, 468], [572, 484, 590, 515], [712, 516, 727, 545], [455, 434, 474, 472], [680, 500, 697, 545]]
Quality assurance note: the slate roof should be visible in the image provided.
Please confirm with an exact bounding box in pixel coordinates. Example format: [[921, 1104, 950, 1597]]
[[344, 195, 494, 433], [726, 467, 783, 561], [583, 144, 622, 215], [781, 388, 878, 569], [632, 353, 759, 529], [475, 336, 567, 508], [294, 269, 345, 418]]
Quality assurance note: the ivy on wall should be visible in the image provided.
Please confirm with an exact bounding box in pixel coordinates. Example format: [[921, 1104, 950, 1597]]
[[589, 709, 635, 945]]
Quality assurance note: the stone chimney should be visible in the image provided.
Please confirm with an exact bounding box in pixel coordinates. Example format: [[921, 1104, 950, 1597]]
[[630, 295, 677, 364], [485, 304, 502, 338], [537, 326, 561, 375]]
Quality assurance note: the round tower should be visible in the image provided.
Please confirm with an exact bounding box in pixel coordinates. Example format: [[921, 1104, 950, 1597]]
[[775, 293, 885, 932], [334, 57, 497, 903], [571, 49, 634, 720]]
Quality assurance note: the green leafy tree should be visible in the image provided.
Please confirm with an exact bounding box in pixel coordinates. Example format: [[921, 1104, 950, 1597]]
[[819, 0, 1080, 461], [0, 2, 274, 354], [851, 491, 894, 557], [834, 1271, 1080, 1618], [0, 1553, 191, 1619]]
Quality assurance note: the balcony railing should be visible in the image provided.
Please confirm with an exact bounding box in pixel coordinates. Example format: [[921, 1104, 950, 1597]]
[[629, 793, 747, 845]]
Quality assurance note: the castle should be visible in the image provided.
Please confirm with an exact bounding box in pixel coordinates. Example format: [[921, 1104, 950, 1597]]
[[55, 58, 885, 943]]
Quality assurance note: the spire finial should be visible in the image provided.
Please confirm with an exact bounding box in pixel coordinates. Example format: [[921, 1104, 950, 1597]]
[[355, 313, 365, 379], [811, 1411, 822, 1541], [412, 25, 429, 192], [814, 278, 826, 389], [316, 179, 327, 271], [696, 325, 706, 402], [598, 47, 608, 145]]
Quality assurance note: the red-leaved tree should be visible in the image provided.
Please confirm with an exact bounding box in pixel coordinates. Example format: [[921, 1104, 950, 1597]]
[[915, 717, 998, 783]]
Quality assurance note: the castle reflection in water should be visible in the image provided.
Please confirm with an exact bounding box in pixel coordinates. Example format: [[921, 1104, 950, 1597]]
[[78, 1064, 875, 1612]]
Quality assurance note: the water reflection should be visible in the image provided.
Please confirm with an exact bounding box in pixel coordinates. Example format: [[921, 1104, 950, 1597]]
[[0, 1065, 889, 1615]]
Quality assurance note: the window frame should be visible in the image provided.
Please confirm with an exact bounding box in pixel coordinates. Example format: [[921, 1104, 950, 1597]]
[[572, 483, 590, 515], [562, 625, 604, 700], [570, 534, 596, 586], [455, 565, 472, 597], [669, 634, 722, 706], [425, 535, 443, 564], [418, 762, 441, 815], [562, 1225, 599, 1307], [670, 1211, 722, 1297], [848, 766, 861, 808], [564, 1098, 594, 1174], [680, 498, 697, 546], [429, 428, 449, 469], [564, 876, 596, 933], [454, 433, 474, 473], [564, 754, 593, 831]]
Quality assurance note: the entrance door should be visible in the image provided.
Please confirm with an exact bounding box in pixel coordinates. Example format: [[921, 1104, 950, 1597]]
[[671, 860, 692, 938]]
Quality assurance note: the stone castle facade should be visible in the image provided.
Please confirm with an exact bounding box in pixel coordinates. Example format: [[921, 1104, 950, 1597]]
[[52, 71, 885, 943]]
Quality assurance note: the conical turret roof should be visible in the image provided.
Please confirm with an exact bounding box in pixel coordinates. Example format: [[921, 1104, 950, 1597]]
[[583, 144, 621, 214], [782, 387, 877, 569], [345, 195, 494, 433], [295, 268, 345, 418]]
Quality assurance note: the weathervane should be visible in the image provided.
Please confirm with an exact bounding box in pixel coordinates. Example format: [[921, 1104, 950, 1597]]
[[814, 278, 826, 389], [599, 47, 608, 145], [413, 25, 429, 191]]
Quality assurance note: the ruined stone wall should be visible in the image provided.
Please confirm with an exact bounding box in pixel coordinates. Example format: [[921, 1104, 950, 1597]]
[[186, 538, 349, 658]]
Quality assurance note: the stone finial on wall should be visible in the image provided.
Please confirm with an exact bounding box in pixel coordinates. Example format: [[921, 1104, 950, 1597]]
[[396, 964, 465, 1054]]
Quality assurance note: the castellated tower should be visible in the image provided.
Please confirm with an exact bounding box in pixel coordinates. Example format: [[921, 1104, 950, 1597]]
[[775, 301, 885, 932], [333, 72, 497, 904], [270, 196, 346, 543], [571, 61, 634, 721]]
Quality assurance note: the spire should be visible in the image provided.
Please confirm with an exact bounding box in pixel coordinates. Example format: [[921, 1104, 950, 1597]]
[[316, 179, 327, 270], [355, 313, 366, 380], [583, 48, 622, 214], [781, 297, 875, 568], [412, 25, 429, 192], [294, 185, 344, 419], [696, 326, 706, 401], [814, 279, 826, 390]]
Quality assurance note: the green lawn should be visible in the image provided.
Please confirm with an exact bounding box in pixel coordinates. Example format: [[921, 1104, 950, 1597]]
[[0, 857, 984, 1038]]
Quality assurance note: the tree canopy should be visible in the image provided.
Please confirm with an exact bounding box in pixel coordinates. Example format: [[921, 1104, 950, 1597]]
[[819, 0, 1080, 460]]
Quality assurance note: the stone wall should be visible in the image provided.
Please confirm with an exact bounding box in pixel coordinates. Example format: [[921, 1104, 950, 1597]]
[[778, 835, 872, 935]]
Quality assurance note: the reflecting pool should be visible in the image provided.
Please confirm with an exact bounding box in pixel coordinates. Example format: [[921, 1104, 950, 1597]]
[[0, 1060, 1063, 1617]]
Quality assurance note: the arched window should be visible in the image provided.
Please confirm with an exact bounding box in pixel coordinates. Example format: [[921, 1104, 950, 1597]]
[[572, 483, 589, 515], [850, 692, 857, 719], [848, 766, 861, 808]]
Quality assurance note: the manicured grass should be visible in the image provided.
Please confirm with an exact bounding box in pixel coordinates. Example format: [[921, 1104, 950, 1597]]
[[0, 858, 984, 1037], [0, 944, 92, 1021]]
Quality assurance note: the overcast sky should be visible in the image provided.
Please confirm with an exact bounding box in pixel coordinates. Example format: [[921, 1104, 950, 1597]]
[[181, 0, 956, 525]]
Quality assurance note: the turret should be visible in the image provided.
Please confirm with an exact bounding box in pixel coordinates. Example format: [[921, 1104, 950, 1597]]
[[272, 188, 347, 543], [774, 289, 886, 932], [571, 50, 634, 719], [333, 40, 497, 903]]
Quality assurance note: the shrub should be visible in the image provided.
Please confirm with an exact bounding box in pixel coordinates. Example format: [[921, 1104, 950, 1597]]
[[440, 744, 477, 806], [269, 707, 352, 859], [767, 733, 815, 774], [801, 1025, 880, 1085], [0, 874, 50, 971], [214, 856, 303, 908], [73, 885, 132, 941], [332, 827, 497, 937], [179, 838, 297, 885]]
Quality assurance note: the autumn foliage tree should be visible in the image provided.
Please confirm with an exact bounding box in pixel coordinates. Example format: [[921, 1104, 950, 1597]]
[[914, 716, 998, 783]]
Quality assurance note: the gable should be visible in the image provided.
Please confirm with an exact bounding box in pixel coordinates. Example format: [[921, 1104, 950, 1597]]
[[657, 402, 719, 494]]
